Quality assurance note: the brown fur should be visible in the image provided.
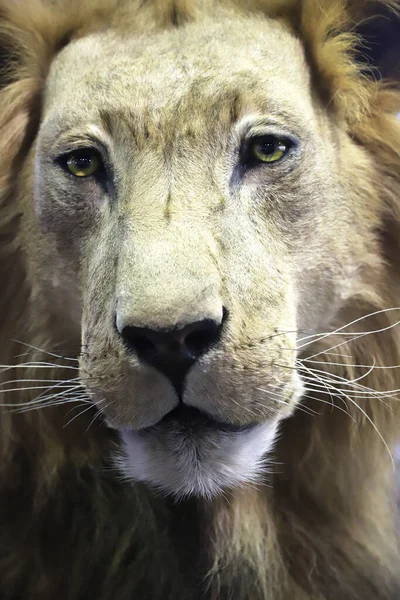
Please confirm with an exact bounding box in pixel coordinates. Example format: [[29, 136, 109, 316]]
[[1, 1, 400, 598]]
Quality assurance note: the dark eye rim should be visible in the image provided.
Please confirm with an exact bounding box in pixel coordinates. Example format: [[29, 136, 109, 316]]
[[240, 133, 297, 169], [56, 147, 106, 179]]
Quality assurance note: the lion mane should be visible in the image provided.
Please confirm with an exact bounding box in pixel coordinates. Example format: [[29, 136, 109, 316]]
[[1, 1, 400, 598]]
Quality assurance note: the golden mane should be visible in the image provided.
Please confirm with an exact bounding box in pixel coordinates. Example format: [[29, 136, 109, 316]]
[[1, 1, 400, 598]]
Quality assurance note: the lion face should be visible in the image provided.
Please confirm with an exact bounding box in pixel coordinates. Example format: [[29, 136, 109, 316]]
[[33, 14, 380, 498]]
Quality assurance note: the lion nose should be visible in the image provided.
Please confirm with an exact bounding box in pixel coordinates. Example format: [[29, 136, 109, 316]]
[[119, 318, 223, 393]]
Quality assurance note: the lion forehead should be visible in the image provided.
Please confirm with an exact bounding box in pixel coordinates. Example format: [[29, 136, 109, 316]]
[[44, 16, 310, 123]]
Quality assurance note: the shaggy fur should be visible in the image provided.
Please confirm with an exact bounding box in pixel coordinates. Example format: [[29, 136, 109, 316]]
[[1, 0, 400, 598]]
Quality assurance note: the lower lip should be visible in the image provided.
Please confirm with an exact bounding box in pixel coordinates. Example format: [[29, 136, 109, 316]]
[[146, 404, 256, 434]]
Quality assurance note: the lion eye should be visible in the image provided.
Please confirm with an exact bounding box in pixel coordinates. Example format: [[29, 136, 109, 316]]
[[248, 135, 291, 164], [64, 149, 103, 177]]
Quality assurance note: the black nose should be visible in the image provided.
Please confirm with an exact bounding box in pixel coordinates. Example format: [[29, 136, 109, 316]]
[[120, 319, 222, 393]]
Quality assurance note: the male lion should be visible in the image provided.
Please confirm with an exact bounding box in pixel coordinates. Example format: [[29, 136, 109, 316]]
[[1, 0, 400, 598]]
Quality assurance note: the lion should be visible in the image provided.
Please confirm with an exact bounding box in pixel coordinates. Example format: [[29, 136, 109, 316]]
[[1, 0, 400, 597]]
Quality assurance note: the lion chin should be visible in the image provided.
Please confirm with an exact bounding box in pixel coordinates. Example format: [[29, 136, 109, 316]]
[[115, 406, 280, 499]]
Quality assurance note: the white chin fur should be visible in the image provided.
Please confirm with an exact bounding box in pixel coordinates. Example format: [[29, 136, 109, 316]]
[[115, 419, 280, 500]]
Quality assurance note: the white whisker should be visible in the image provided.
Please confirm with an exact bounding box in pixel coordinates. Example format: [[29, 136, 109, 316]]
[[301, 358, 400, 370], [295, 360, 395, 468], [0, 385, 79, 394], [84, 406, 107, 434], [0, 378, 79, 387], [298, 363, 400, 396], [11, 340, 79, 362], [303, 320, 400, 360], [0, 386, 83, 409], [63, 402, 102, 428], [299, 392, 355, 420], [0, 363, 79, 372], [296, 307, 400, 349]]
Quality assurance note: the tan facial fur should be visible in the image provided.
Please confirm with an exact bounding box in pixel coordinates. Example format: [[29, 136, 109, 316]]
[[27, 10, 390, 497]]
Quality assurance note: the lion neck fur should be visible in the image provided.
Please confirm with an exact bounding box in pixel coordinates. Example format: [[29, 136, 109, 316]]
[[1, 1, 400, 598]]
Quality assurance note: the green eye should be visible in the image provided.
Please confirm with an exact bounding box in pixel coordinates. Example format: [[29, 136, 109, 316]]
[[65, 149, 102, 177], [249, 135, 290, 164]]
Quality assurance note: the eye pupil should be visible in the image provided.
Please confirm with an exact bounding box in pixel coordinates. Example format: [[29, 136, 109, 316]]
[[75, 156, 91, 168], [256, 138, 277, 155], [64, 150, 102, 177]]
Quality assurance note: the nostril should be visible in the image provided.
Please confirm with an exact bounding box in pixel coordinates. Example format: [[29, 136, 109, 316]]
[[121, 327, 158, 361], [185, 327, 218, 358]]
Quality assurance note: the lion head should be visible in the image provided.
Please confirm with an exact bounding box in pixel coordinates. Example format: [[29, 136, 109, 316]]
[[19, 1, 375, 498], [1, 0, 400, 598]]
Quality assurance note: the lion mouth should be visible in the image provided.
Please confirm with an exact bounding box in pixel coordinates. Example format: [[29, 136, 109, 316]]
[[146, 404, 257, 434]]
